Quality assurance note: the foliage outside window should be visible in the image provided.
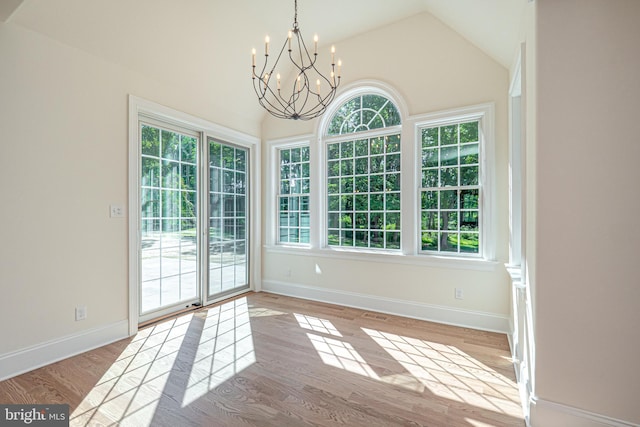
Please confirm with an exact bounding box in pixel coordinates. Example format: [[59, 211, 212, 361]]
[[209, 139, 248, 287], [141, 125, 197, 235], [326, 94, 401, 250], [278, 146, 310, 244], [420, 121, 481, 255]]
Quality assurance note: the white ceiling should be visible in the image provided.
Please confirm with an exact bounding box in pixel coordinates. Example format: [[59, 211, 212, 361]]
[[6, 0, 526, 125]]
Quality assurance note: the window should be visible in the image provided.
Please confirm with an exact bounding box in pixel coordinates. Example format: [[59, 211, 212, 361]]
[[278, 145, 310, 244], [419, 121, 481, 255], [325, 94, 401, 250]]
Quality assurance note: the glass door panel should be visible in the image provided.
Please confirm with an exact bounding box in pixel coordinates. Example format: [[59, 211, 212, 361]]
[[208, 139, 249, 299], [140, 124, 199, 317]]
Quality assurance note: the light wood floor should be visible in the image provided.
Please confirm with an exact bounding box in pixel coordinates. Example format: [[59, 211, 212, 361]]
[[0, 292, 524, 426]]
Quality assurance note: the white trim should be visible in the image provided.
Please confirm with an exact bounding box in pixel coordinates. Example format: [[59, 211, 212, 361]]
[[530, 397, 639, 427], [128, 95, 261, 331], [265, 134, 314, 248], [264, 245, 500, 272], [261, 280, 509, 333], [318, 79, 410, 137], [0, 320, 129, 382], [410, 102, 496, 261]]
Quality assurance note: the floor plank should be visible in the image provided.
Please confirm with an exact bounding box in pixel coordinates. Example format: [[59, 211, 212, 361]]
[[0, 292, 524, 426]]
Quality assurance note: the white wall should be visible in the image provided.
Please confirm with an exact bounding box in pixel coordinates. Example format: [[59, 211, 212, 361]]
[[261, 13, 512, 328], [0, 23, 258, 374], [532, 0, 640, 424]]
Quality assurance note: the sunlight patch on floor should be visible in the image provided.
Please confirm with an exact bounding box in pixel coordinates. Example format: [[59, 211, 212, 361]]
[[306, 333, 379, 379], [294, 313, 343, 337], [361, 327, 522, 418], [70, 297, 256, 426], [182, 298, 255, 407]]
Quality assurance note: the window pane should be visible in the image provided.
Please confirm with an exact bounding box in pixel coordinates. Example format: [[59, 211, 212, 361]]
[[422, 148, 438, 168], [385, 135, 400, 153], [291, 147, 301, 163], [386, 173, 400, 192], [460, 189, 478, 209], [341, 177, 353, 193], [181, 136, 197, 163], [441, 167, 458, 186], [355, 157, 368, 174], [355, 194, 368, 211], [441, 233, 458, 252], [461, 166, 479, 186], [354, 139, 368, 156], [422, 211, 437, 231], [277, 145, 309, 244], [419, 120, 482, 256], [441, 146, 458, 166], [460, 233, 479, 253], [142, 126, 160, 157], [181, 164, 196, 191], [461, 211, 479, 231], [441, 190, 458, 209], [328, 144, 340, 160], [355, 230, 369, 247], [440, 212, 458, 231], [386, 212, 400, 231], [355, 176, 369, 192], [142, 157, 160, 187], [386, 193, 400, 210], [422, 169, 438, 188], [328, 178, 339, 194], [370, 156, 384, 173], [421, 232, 438, 251], [162, 130, 180, 160], [328, 161, 340, 177], [422, 191, 437, 210], [341, 141, 353, 158], [386, 231, 400, 249], [385, 153, 400, 172], [461, 143, 479, 165], [441, 125, 458, 146], [460, 121, 479, 143], [422, 128, 438, 148], [370, 137, 384, 155], [370, 231, 384, 248]]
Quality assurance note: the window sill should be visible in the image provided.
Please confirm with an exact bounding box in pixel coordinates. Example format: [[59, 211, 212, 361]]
[[263, 245, 500, 272]]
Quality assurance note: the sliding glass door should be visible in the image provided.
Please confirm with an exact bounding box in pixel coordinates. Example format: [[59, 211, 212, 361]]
[[207, 139, 249, 300], [138, 122, 249, 322]]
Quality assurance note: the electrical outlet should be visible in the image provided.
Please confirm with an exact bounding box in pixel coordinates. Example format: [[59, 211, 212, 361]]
[[285, 268, 291, 277], [75, 306, 87, 321], [455, 288, 464, 300], [110, 204, 125, 218]]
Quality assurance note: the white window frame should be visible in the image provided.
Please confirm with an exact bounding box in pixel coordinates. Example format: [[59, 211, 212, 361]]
[[265, 135, 314, 248], [411, 103, 496, 261], [128, 95, 261, 336], [264, 80, 497, 271]]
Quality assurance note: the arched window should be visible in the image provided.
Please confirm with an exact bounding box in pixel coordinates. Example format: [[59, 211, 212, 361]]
[[324, 93, 402, 250], [327, 94, 401, 135]]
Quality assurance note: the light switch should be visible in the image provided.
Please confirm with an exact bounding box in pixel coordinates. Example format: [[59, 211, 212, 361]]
[[110, 204, 125, 218]]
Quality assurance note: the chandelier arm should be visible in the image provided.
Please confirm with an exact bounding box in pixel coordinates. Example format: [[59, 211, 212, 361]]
[[250, 0, 342, 120]]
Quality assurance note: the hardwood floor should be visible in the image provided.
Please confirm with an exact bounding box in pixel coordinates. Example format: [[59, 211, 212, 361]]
[[0, 292, 524, 426]]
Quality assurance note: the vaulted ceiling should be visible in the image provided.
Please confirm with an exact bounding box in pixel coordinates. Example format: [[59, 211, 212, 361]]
[[3, 0, 526, 126]]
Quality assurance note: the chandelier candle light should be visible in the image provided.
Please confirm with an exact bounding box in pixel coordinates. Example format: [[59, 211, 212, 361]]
[[252, 0, 342, 120]]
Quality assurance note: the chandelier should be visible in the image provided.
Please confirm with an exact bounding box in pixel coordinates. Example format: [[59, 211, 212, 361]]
[[251, 0, 342, 120]]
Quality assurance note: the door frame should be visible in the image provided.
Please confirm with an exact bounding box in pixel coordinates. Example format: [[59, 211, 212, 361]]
[[127, 95, 261, 336]]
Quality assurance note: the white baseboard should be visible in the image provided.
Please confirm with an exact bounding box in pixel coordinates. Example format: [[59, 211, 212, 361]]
[[530, 397, 639, 427], [262, 280, 509, 333], [0, 320, 130, 381]]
